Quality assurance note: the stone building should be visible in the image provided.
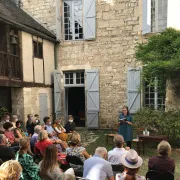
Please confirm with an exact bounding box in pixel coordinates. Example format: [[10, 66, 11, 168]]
[[18, 0, 180, 127], [0, 0, 56, 122]]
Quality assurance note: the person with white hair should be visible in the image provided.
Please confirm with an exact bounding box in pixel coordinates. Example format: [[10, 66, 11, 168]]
[[83, 147, 114, 180], [30, 125, 42, 149]]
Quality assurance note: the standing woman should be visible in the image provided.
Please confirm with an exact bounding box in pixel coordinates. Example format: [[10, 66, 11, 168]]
[[118, 106, 133, 148]]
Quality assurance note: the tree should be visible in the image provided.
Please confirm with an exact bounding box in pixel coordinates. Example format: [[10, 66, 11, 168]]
[[136, 28, 180, 80]]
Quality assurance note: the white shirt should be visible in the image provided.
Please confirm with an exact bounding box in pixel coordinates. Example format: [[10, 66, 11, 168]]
[[45, 125, 55, 134], [108, 148, 128, 164]]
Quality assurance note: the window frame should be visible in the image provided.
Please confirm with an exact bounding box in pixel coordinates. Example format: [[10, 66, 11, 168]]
[[63, 0, 84, 41], [151, 0, 168, 33], [144, 77, 165, 110], [33, 40, 43, 59], [64, 71, 85, 87]]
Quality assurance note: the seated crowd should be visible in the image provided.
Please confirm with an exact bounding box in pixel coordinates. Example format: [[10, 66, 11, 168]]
[[0, 113, 175, 180]]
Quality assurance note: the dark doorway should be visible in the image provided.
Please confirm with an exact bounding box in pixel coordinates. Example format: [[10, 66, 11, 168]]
[[0, 87, 12, 112], [67, 87, 85, 127]]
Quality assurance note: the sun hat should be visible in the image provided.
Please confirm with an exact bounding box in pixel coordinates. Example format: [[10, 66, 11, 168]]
[[120, 149, 143, 169]]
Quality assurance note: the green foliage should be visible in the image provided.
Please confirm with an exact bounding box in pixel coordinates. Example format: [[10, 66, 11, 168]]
[[136, 28, 180, 79], [0, 107, 8, 119], [134, 108, 180, 145]]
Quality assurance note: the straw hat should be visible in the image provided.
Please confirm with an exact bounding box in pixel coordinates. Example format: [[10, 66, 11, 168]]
[[120, 149, 143, 169]]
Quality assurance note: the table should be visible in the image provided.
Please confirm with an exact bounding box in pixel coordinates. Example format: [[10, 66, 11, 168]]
[[138, 135, 168, 154]]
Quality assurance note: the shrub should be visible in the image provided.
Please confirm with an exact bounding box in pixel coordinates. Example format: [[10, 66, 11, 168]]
[[134, 108, 180, 145]]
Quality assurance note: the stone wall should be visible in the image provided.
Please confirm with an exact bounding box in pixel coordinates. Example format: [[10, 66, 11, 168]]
[[21, 0, 142, 127], [21, 0, 58, 35], [59, 0, 141, 127], [11, 87, 53, 123]]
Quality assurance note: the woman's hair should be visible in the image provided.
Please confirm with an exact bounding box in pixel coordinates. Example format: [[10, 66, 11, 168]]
[[157, 140, 171, 156], [68, 131, 80, 146], [122, 105, 129, 115], [124, 167, 139, 180], [19, 137, 30, 154], [0, 160, 22, 180], [54, 118, 61, 124], [68, 115, 73, 119], [40, 144, 58, 173], [3, 122, 13, 130], [38, 130, 48, 141], [59, 174, 76, 180], [15, 120, 22, 128]]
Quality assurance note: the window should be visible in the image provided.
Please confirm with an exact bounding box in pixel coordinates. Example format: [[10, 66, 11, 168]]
[[64, 71, 84, 86], [144, 78, 166, 110], [142, 0, 168, 34], [33, 41, 43, 58], [64, 0, 83, 40]]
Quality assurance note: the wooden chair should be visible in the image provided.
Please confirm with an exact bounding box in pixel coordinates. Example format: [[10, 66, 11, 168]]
[[132, 127, 144, 154], [106, 123, 118, 145]]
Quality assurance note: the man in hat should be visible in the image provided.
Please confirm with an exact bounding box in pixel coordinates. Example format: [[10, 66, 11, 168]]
[[83, 147, 114, 180], [108, 134, 129, 164]]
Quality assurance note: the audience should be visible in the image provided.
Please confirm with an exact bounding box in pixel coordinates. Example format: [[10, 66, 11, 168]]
[[28, 117, 40, 137], [16, 137, 41, 180], [39, 144, 63, 178], [39, 144, 74, 179], [3, 122, 19, 145], [14, 121, 26, 139], [0, 160, 22, 180], [148, 140, 175, 174], [34, 114, 41, 125], [64, 115, 76, 133], [10, 115, 19, 129], [0, 114, 10, 133], [83, 147, 114, 180], [108, 135, 128, 164], [116, 149, 145, 180], [26, 114, 34, 135], [0, 134, 15, 162], [66, 132, 90, 173], [30, 125, 42, 149], [53, 118, 68, 141]]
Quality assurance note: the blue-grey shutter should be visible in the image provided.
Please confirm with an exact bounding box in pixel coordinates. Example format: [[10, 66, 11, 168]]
[[54, 70, 62, 119], [56, 0, 61, 41], [127, 67, 141, 114], [84, 0, 96, 40], [86, 69, 99, 129], [39, 93, 48, 122], [142, 0, 151, 34], [157, 0, 168, 32]]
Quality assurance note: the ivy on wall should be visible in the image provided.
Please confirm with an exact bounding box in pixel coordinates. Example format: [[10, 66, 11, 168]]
[[136, 28, 180, 80]]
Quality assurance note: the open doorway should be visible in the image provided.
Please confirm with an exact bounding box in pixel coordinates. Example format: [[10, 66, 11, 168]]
[[66, 87, 85, 127]]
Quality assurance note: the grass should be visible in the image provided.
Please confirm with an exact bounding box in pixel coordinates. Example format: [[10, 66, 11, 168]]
[[79, 129, 180, 180]]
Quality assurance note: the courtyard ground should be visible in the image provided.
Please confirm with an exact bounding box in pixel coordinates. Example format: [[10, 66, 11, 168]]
[[79, 130, 180, 180]]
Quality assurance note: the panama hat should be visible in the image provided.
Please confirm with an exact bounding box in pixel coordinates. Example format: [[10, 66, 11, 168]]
[[120, 149, 143, 169]]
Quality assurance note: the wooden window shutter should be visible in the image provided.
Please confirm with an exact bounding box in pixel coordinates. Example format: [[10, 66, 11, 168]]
[[127, 67, 141, 114], [83, 0, 96, 40], [56, 0, 61, 41], [142, 0, 151, 34]]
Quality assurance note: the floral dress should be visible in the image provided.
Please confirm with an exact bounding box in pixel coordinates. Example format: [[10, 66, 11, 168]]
[[66, 146, 85, 172], [16, 152, 41, 180]]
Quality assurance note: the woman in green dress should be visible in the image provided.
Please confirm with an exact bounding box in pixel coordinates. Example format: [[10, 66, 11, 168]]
[[16, 137, 41, 180], [118, 106, 133, 148]]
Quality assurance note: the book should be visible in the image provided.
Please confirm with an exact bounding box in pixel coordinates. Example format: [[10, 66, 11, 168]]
[[119, 118, 127, 124]]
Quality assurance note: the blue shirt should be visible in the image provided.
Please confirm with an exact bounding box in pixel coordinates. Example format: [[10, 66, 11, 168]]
[[83, 154, 113, 180]]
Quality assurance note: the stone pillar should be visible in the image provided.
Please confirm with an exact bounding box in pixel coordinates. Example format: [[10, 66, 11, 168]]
[[165, 72, 180, 111]]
